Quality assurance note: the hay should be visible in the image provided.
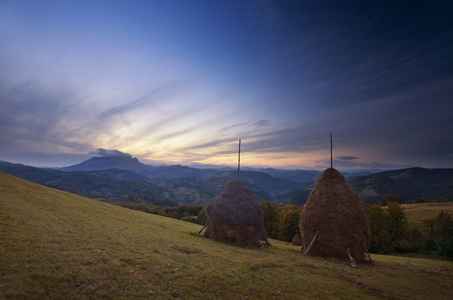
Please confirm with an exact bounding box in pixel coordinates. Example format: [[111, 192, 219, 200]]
[[299, 168, 371, 262], [292, 233, 303, 246], [205, 179, 266, 244]]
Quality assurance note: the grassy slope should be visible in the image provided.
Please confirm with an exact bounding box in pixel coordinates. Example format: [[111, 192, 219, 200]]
[[1, 172, 452, 299], [402, 202, 453, 224]]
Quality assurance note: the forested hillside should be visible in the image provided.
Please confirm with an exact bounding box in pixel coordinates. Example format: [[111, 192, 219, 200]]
[[2, 160, 453, 206]]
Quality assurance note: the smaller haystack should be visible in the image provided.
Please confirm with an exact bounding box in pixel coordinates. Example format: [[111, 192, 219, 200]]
[[292, 234, 303, 246], [205, 179, 266, 245], [299, 168, 371, 262]]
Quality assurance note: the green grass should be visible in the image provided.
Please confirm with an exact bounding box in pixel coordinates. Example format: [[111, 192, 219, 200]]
[[1, 172, 452, 299]]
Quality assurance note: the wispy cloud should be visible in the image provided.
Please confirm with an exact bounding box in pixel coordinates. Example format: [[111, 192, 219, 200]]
[[338, 156, 359, 161], [1, 1, 452, 169], [89, 148, 131, 157], [98, 85, 180, 121]]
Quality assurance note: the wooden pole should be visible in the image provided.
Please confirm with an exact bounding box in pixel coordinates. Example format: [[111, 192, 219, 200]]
[[330, 133, 333, 168], [237, 139, 241, 180], [261, 232, 270, 246], [198, 225, 206, 234], [364, 243, 373, 264], [346, 247, 357, 268], [303, 231, 319, 256]]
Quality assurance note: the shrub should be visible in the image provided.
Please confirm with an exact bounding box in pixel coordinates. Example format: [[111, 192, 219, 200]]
[[365, 202, 407, 254], [386, 202, 407, 252], [278, 204, 302, 242], [423, 211, 453, 256], [260, 201, 280, 239], [366, 205, 392, 253], [196, 207, 207, 225]]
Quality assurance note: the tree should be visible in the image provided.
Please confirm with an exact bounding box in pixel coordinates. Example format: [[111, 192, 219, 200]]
[[180, 212, 193, 222], [435, 196, 445, 203], [365, 204, 392, 253], [260, 201, 280, 239], [423, 211, 453, 256], [278, 204, 302, 242], [381, 194, 406, 205], [158, 208, 167, 216], [410, 197, 430, 204], [386, 202, 407, 252], [365, 202, 407, 254], [197, 207, 207, 225], [133, 202, 150, 213]]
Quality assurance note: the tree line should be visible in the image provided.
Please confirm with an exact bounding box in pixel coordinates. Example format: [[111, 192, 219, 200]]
[[365, 202, 452, 256], [122, 199, 452, 257]]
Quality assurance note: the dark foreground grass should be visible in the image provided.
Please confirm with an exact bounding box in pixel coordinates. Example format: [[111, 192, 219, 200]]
[[1, 172, 452, 299]]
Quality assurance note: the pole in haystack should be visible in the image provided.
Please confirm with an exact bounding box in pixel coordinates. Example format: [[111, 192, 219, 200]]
[[302, 231, 319, 256], [330, 133, 333, 168], [237, 139, 241, 180]]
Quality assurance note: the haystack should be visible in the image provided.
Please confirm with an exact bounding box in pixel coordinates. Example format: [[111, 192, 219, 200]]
[[299, 168, 371, 262], [205, 179, 267, 244], [292, 233, 303, 246]]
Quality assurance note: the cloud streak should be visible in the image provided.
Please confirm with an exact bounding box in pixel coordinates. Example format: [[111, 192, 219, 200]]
[[1, 1, 452, 170], [89, 148, 132, 157]]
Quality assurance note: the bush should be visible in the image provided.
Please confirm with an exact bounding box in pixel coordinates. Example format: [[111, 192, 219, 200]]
[[365, 202, 407, 254], [366, 205, 392, 253], [435, 196, 446, 203], [180, 212, 194, 223], [197, 207, 207, 225], [386, 202, 407, 252], [398, 224, 425, 253], [381, 194, 406, 205], [260, 201, 280, 239], [278, 205, 302, 242], [423, 211, 453, 256]]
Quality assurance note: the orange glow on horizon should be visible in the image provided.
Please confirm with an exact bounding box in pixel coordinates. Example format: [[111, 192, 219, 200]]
[[186, 151, 329, 170]]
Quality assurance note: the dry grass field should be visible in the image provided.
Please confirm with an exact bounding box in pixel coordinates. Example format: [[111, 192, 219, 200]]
[[1, 172, 452, 299], [401, 202, 453, 224]]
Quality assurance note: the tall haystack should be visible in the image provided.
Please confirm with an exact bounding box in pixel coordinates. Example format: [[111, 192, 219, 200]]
[[205, 179, 266, 244], [299, 168, 371, 262]]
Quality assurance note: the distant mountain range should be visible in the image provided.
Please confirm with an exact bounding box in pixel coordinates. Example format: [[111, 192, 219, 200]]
[[0, 157, 304, 205], [1, 156, 452, 206], [278, 167, 453, 205], [348, 167, 453, 203]]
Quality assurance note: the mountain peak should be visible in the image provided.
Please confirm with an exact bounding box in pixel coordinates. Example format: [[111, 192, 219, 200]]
[[61, 156, 147, 172]]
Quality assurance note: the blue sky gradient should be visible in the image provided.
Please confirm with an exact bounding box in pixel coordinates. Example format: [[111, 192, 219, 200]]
[[1, 0, 452, 170]]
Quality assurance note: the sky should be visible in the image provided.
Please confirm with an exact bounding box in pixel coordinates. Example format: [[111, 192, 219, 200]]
[[1, 0, 452, 170]]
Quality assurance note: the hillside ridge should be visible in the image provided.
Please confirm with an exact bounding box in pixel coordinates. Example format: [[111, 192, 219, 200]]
[[2, 159, 453, 205], [1, 172, 452, 299]]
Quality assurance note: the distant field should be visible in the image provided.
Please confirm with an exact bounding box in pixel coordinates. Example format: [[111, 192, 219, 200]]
[[401, 202, 453, 224], [1, 172, 452, 299]]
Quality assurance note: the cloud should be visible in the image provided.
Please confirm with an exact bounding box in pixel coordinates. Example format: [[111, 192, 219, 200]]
[[97, 85, 179, 121], [337, 156, 359, 160], [254, 119, 270, 127], [1, 1, 452, 170], [322, 158, 412, 172], [89, 148, 132, 157]]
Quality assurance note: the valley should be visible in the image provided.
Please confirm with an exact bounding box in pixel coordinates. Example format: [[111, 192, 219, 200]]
[[1, 157, 453, 207]]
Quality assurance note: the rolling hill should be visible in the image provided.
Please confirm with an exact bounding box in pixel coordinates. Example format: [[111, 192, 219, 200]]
[[0, 159, 297, 205], [2, 158, 453, 206], [349, 167, 453, 203], [1, 172, 452, 299], [278, 167, 453, 205]]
